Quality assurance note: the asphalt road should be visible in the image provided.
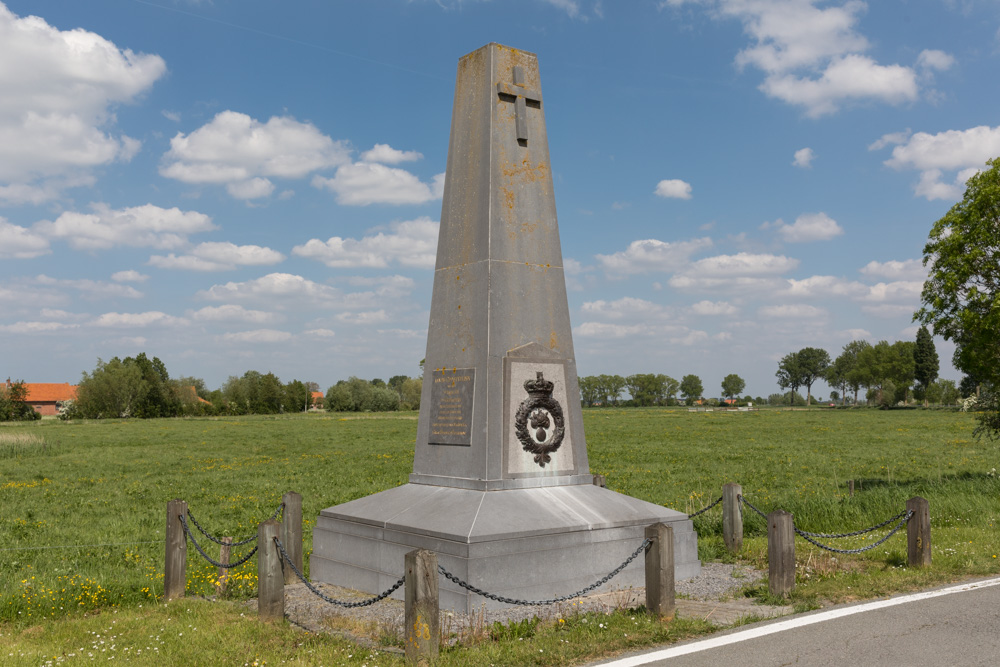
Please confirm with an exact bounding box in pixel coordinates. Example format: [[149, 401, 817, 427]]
[[594, 577, 1000, 667]]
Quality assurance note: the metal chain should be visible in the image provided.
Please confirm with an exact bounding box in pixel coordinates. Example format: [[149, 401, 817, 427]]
[[795, 508, 912, 539], [184, 502, 284, 547], [688, 495, 724, 518], [273, 537, 405, 608], [179, 514, 258, 569], [739, 495, 769, 519], [437, 538, 651, 607], [794, 511, 913, 555]]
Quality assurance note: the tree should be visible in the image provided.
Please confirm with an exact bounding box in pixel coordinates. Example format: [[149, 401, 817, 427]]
[[913, 326, 940, 407], [595, 374, 626, 406], [721, 374, 745, 403], [916, 157, 1000, 436], [285, 379, 311, 412], [680, 374, 703, 404], [625, 373, 669, 406], [76, 357, 147, 418], [857, 341, 915, 406], [579, 376, 601, 407], [400, 377, 422, 410], [0, 379, 40, 421], [796, 347, 831, 406], [775, 352, 802, 406]]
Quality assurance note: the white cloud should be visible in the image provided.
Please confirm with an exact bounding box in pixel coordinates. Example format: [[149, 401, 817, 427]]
[[690, 300, 737, 315], [0, 321, 79, 334], [654, 179, 693, 199], [684, 252, 799, 277], [345, 275, 416, 297], [160, 111, 350, 194], [543, 0, 580, 18], [669, 1, 932, 116], [111, 270, 149, 283], [197, 272, 340, 305], [758, 304, 827, 319], [312, 163, 443, 206], [574, 321, 709, 345], [773, 212, 844, 242], [359, 144, 423, 164], [916, 49, 955, 72], [860, 303, 915, 318], [226, 177, 276, 200], [304, 328, 336, 338], [868, 130, 911, 151], [859, 259, 926, 281], [0, 218, 50, 258], [861, 281, 923, 303], [92, 311, 188, 328], [149, 242, 285, 272], [879, 125, 1000, 200], [33, 274, 142, 300], [293, 217, 439, 269], [783, 275, 866, 299], [218, 329, 292, 343], [670, 252, 798, 290], [36, 203, 216, 251], [761, 55, 918, 117], [336, 310, 390, 325], [580, 297, 671, 320], [596, 237, 713, 276], [0, 4, 165, 197], [188, 305, 280, 324], [792, 147, 814, 168]]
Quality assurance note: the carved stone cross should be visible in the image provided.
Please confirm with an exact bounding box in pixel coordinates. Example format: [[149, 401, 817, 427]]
[[496, 65, 542, 145]]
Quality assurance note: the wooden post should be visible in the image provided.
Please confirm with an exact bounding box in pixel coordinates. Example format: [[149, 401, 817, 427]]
[[592, 474, 607, 488], [906, 497, 931, 567], [644, 523, 675, 619], [848, 480, 854, 497], [722, 483, 743, 553], [164, 499, 187, 600], [404, 549, 439, 664], [280, 492, 303, 585], [257, 519, 284, 623], [215, 537, 232, 597], [768, 510, 795, 598]]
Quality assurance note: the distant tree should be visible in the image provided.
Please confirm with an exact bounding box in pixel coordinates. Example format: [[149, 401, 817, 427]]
[[826, 341, 865, 405], [796, 347, 831, 406], [325, 383, 354, 412], [388, 375, 409, 393], [829, 390, 840, 403], [579, 376, 601, 407], [370, 378, 386, 388], [76, 357, 147, 419], [596, 374, 626, 406], [285, 379, 311, 412], [306, 381, 320, 393], [775, 352, 802, 405], [400, 377, 422, 410], [0, 380, 40, 421], [680, 374, 703, 403], [938, 379, 960, 406], [858, 341, 915, 406], [625, 373, 668, 406], [913, 326, 940, 407], [721, 374, 745, 403]]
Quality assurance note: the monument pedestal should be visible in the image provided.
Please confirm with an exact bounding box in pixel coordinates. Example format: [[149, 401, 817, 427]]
[[311, 43, 699, 609], [311, 483, 699, 613]]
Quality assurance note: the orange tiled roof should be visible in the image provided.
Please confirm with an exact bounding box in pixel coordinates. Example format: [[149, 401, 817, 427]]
[[311, 391, 324, 399], [21, 383, 77, 402]]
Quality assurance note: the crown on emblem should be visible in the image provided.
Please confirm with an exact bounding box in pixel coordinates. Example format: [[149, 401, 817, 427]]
[[524, 371, 554, 397]]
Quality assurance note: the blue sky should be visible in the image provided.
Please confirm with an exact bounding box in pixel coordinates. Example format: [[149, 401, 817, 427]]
[[1, 0, 996, 397]]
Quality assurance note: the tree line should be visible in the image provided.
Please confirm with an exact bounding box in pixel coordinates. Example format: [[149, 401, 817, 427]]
[[0, 380, 42, 421]]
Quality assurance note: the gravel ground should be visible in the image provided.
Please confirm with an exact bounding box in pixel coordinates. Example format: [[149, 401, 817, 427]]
[[270, 562, 767, 644]]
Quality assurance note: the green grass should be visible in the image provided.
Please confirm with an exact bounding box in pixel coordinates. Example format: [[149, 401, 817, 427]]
[[1, 407, 998, 664]]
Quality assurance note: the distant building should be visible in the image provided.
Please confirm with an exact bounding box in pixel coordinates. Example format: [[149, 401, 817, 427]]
[[17, 383, 78, 416], [311, 391, 324, 409]]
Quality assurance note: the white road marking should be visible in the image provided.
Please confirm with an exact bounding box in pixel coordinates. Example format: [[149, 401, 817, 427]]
[[599, 576, 1000, 666]]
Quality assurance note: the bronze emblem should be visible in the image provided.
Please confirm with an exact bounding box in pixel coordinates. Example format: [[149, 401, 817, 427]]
[[514, 371, 565, 467]]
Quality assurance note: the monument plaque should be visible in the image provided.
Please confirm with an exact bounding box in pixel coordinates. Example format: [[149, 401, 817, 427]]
[[428, 368, 474, 446], [311, 43, 700, 613]]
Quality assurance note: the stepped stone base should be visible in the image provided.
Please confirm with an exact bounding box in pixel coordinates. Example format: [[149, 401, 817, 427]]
[[310, 482, 700, 614]]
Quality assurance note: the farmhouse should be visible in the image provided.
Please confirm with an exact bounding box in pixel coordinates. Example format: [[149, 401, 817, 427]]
[[311, 391, 324, 409], [21, 383, 78, 416]]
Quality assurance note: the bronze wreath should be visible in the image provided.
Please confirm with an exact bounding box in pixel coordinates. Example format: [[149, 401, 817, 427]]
[[514, 394, 565, 467]]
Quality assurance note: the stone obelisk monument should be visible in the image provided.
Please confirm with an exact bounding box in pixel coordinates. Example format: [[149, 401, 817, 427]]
[[311, 43, 699, 612]]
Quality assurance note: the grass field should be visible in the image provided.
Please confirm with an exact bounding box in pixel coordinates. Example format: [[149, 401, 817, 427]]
[[2, 407, 998, 664]]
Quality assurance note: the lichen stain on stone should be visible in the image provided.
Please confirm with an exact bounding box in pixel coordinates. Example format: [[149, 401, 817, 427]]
[[549, 330, 558, 349]]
